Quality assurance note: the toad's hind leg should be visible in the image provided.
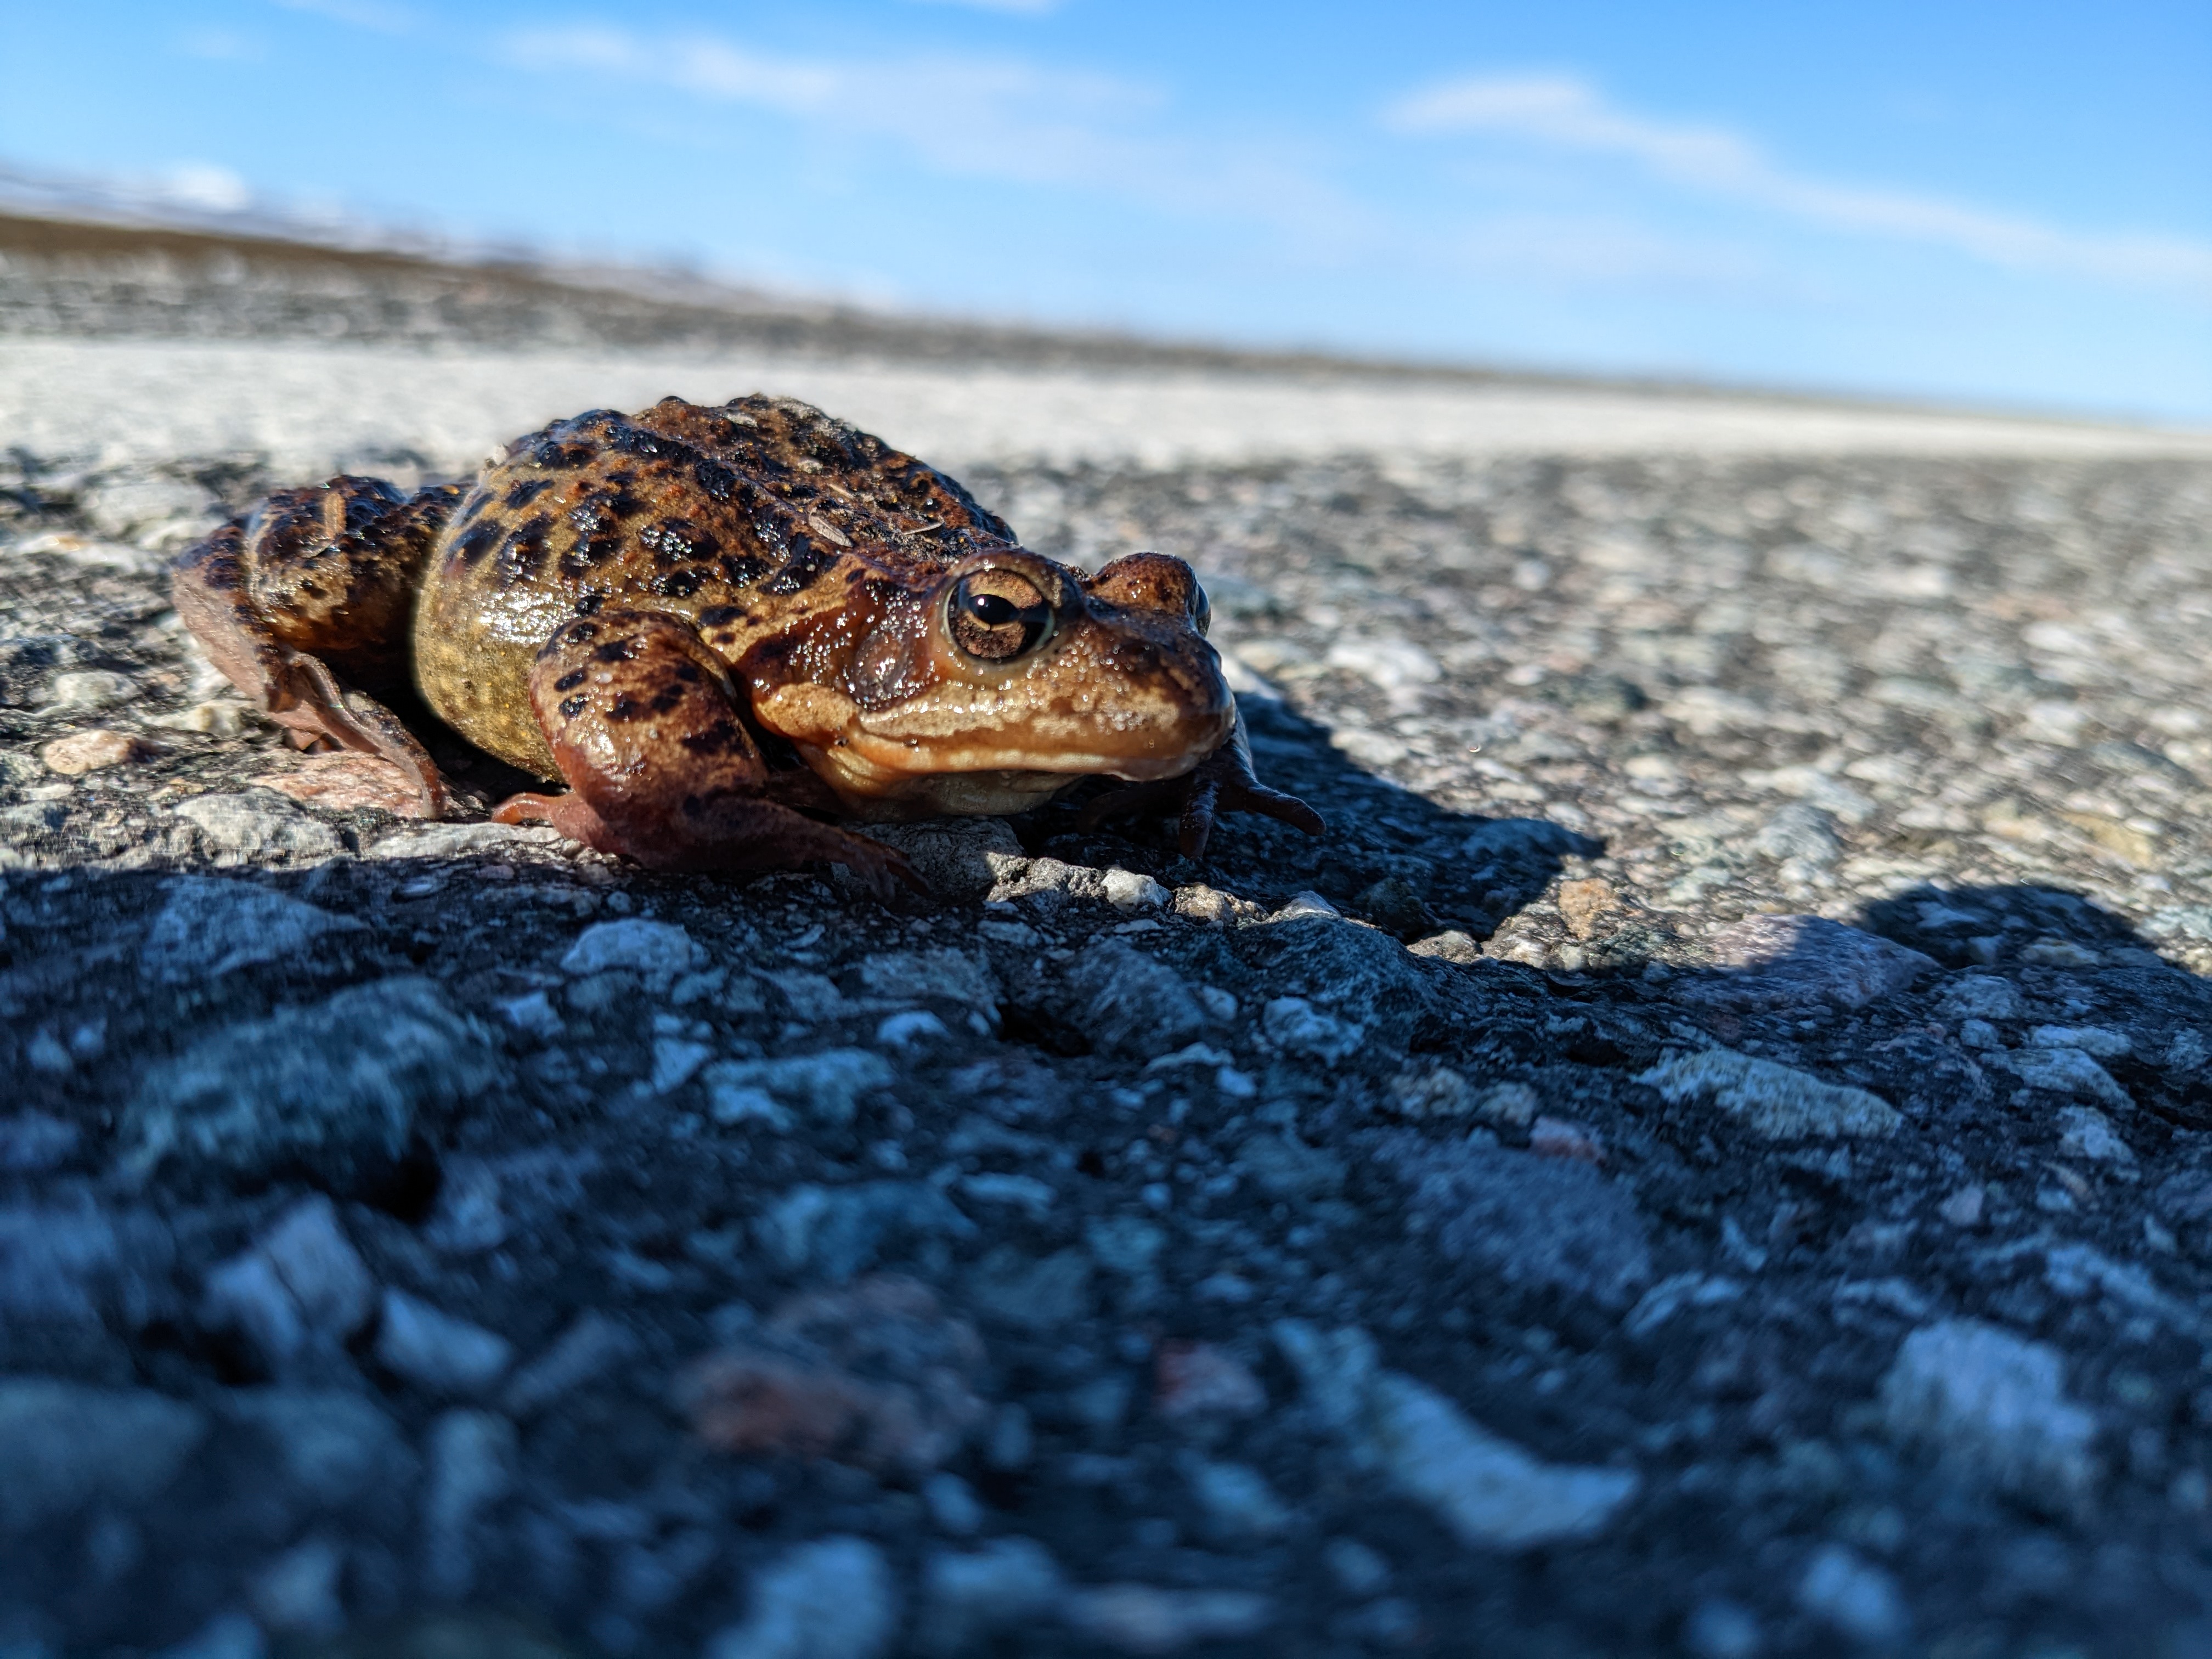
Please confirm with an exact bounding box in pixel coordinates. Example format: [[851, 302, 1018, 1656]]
[[490, 610, 913, 899], [172, 477, 462, 818]]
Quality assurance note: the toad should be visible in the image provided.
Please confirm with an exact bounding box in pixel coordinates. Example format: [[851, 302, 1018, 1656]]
[[173, 394, 1322, 892]]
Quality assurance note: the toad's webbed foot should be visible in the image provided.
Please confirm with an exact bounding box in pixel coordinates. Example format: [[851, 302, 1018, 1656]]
[[1077, 704, 1324, 859], [491, 609, 918, 901]]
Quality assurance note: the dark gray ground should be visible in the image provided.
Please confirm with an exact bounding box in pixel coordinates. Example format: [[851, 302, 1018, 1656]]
[[7, 229, 2212, 1659]]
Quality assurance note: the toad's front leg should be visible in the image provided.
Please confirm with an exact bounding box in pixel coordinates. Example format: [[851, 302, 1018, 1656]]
[[491, 610, 912, 898], [1077, 701, 1325, 858]]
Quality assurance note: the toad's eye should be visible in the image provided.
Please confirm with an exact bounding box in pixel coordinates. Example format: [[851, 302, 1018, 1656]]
[[948, 571, 1053, 662]]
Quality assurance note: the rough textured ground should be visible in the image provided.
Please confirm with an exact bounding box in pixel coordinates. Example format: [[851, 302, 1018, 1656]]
[[8, 228, 2212, 1659]]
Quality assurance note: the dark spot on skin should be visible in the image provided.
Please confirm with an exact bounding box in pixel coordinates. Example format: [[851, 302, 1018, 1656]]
[[649, 681, 686, 714], [673, 663, 702, 684], [558, 694, 588, 720], [575, 591, 606, 616], [553, 670, 586, 692], [693, 459, 737, 501], [606, 695, 645, 722], [698, 605, 742, 627], [719, 555, 771, 589], [566, 622, 600, 644], [653, 567, 707, 599], [680, 720, 743, 755], [592, 639, 638, 664], [765, 541, 836, 596], [496, 516, 550, 585], [505, 478, 555, 509], [454, 521, 500, 566]]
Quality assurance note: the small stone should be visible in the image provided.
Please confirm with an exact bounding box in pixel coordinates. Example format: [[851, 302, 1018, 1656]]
[[220, 1388, 415, 1508], [0, 1111, 79, 1172], [0, 1198, 172, 1324], [249, 1536, 346, 1635], [758, 1182, 976, 1281], [373, 1289, 514, 1396], [708, 1536, 898, 1659], [707, 1049, 896, 1127], [2004, 1046, 2131, 1108], [503, 1311, 639, 1417], [1752, 802, 1843, 866], [2030, 1023, 2130, 1058], [853, 816, 1023, 901], [1795, 1544, 1906, 1646], [1528, 1116, 1605, 1164], [0, 1380, 210, 1530], [142, 876, 364, 981], [1173, 884, 1262, 926], [124, 977, 503, 1188], [172, 792, 345, 865], [2021, 938, 2100, 967], [1062, 1585, 1274, 1654], [1272, 890, 1342, 921], [1260, 995, 1363, 1063], [44, 669, 138, 712], [1555, 877, 1620, 939], [41, 729, 146, 775], [424, 1408, 517, 1599], [651, 1037, 714, 1094], [916, 1537, 1063, 1657], [1386, 1137, 1651, 1307], [2056, 1105, 2133, 1163], [366, 821, 566, 860], [967, 1246, 1092, 1330], [1938, 1186, 1985, 1228], [1408, 929, 1480, 964], [858, 948, 1000, 1023], [251, 753, 428, 817], [678, 1278, 988, 1474], [1638, 1050, 1901, 1141], [202, 1195, 376, 1374], [1102, 867, 1170, 912], [1274, 1321, 1638, 1549], [1322, 1537, 1391, 1596], [1939, 976, 2021, 1021], [1681, 1596, 1764, 1659], [559, 918, 705, 979], [922, 1471, 985, 1536], [1680, 915, 1934, 1011], [1383, 1062, 1481, 1119], [1236, 1132, 1345, 1200], [1185, 1459, 1292, 1540], [1880, 1318, 2098, 1509], [1154, 1341, 1267, 1421], [1957, 1018, 2001, 1049], [1063, 941, 1210, 1058], [875, 1009, 949, 1051]]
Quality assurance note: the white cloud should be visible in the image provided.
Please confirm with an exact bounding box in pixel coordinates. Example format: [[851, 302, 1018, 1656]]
[[497, 26, 1363, 239], [1387, 72, 2212, 295], [160, 163, 252, 214]]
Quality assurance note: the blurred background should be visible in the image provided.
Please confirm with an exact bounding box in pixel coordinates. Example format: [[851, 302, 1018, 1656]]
[[2, 0, 2208, 424]]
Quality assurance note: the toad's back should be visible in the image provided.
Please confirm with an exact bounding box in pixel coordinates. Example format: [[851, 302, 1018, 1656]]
[[413, 394, 1018, 775]]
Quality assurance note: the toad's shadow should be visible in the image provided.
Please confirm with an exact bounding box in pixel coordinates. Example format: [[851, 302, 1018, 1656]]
[[1012, 687, 1601, 940]]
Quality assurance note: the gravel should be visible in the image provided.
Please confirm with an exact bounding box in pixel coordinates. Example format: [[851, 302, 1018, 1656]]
[[7, 225, 2212, 1656]]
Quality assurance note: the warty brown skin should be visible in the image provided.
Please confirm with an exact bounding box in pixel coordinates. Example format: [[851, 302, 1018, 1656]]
[[173, 393, 1323, 889]]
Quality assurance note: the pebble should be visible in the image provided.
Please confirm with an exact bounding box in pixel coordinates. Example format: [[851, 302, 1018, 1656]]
[[857, 947, 1000, 1022], [1235, 1131, 1346, 1200], [0, 1197, 171, 1323], [1680, 914, 1936, 1011], [1184, 1458, 1293, 1539], [706, 1536, 899, 1659], [758, 1182, 977, 1281], [2001, 1046, 2131, 1108], [502, 1312, 640, 1417], [141, 876, 363, 981], [1386, 1136, 1651, 1307], [170, 792, 345, 865], [2055, 1105, 2133, 1163], [558, 918, 705, 979], [852, 816, 1023, 901], [1260, 995, 1364, 1063], [916, 1537, 1064, 1656], [43, 668, 138, 712], [201, 1195, 376, 1374], [1938, 976, 2022, 1021], [1062, 940, 1210, 1057], [1879, 1319, 2098, 1509], [678, 1278, 988, 1474], [366, 821, 566, 859], [1273, 1321, 1638, 1549], [372, 1289, 515, 1396], [0, 1379, 210, 1530], [1102, 867, 1170, 911], [1637, 1050, 1902, 1141], [1154, 1341, 1268, 1421], [251, 753, 426, 816], [219, 1388, 415, 1509], [967, 1246, 1093, 1330], [41, 729, 145, 775], [704, 1049, 896, 1127], [1322, 1537, 1392, 1596], [248, 1537, 345, 1635], [921, 1471, 985, 1535], [124, 977, 504, 1187], [423, 1408, 517, 1598], [1060, 1584, 1274, 1653], [1796, 1544, 1907, 1646]]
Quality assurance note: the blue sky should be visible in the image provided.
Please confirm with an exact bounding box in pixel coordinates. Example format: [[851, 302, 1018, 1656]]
[[3, 0, 2208, 422]]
